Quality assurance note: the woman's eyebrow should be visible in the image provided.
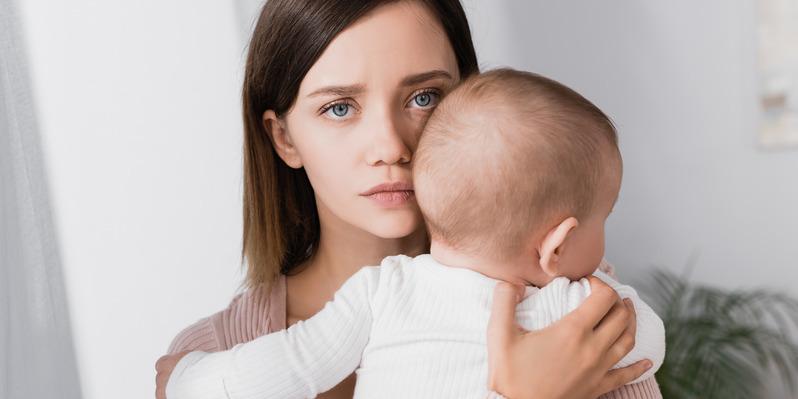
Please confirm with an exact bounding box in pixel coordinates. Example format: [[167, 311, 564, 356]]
[[307, 84, 366, 98], [306, 70, 452, 99], [401, 70, 453, 87]]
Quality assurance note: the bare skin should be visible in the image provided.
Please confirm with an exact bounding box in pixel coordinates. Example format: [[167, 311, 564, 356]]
[[154, 277, 649, 399], [488, 279, 652, 399], [283, 213, 427, 398], [155, 2, 650, 398]]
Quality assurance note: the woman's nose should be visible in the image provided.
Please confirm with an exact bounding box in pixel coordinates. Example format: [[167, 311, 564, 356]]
[[364, 109, 413, 166]]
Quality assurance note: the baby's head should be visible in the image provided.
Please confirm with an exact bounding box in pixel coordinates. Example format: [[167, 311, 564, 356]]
[[414, 68, 622, 284]]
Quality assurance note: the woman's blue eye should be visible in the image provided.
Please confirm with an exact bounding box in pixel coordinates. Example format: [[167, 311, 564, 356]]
[[415, 93, 431, 107], [411, 91, 439, 108], [330, 103, 349, 117]]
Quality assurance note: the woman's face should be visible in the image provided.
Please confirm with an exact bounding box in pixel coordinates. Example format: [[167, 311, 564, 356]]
[[275, 1, 460, 239]]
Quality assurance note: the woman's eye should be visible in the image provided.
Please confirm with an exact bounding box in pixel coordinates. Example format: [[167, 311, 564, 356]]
[[415, 93, 431, 107], [331, 103, 349, 117], [409, 91, 440, 109], [321, 102, 353, 120]]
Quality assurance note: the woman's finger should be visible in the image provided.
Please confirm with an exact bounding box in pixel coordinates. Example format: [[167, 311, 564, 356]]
[[155, 354, 172, 372], [155, 370, 169, 399], [486, 282, 526, 393], [155, 355, 171, 399], [603, 299, 638, 366], [606, 329, 636, 368], [565, 276, 618, 329], [624, 298, 638, 337], [593, 299, 630, 350], [595, 359, 653, 396], [487, 282, 525, 347], [154, 351, 190, 399]]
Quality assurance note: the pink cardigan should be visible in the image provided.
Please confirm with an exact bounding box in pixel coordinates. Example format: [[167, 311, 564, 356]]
[[168, 274, 662, 399]]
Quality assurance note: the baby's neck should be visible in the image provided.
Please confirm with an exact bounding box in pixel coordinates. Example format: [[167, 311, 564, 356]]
[[428, 240, 554, 287]]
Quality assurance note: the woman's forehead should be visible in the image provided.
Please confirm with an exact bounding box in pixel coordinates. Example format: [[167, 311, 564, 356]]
[[297, 1, 459, 97]]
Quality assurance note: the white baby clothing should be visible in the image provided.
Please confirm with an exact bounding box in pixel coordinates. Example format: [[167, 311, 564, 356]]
[[167, 254, 665, 399]]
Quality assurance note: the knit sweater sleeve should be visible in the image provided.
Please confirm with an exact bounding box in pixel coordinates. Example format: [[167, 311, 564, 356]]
[[600, 378, 663, 399], [165, 266, 383, 399], [166, 282, 278, 354]]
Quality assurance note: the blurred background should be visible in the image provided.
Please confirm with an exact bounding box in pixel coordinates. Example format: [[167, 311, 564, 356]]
[[2, 0, 797, 398]]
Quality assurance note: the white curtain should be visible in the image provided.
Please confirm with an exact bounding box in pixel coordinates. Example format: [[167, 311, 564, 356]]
[[0, 0, 82, 397]]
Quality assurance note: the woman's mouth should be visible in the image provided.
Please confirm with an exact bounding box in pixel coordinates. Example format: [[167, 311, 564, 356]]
[[360, 182, 415, 207]]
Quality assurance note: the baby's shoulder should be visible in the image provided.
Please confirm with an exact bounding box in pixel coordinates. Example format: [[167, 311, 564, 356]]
[[353, 254, 420, 304], [369, 254, 416, 276], [538, 275, 593, 303], [371, 254, 417, 285]]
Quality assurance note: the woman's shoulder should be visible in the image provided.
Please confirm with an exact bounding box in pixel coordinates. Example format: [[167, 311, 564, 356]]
[[166, 275, 287, 354]]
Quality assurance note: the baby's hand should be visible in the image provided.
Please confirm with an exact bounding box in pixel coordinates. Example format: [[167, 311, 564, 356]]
[[155, 350, 191, 399]]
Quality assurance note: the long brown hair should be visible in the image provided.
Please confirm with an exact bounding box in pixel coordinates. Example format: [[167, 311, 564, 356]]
[[241, 0, 479, 289]]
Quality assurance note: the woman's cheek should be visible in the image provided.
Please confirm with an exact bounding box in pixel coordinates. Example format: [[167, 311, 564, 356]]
[[303, 145, 354, 197], [407, 111, 433, 147]]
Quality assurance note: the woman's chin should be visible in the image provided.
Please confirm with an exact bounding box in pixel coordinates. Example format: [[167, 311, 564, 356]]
[[364, 209, 424, 239]]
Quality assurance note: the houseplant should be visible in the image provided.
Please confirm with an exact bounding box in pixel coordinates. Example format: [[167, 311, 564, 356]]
[[639, 268, 798, 398]]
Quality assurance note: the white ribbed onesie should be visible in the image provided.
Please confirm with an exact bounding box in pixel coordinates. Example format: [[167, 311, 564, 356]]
[[166, 254, 665, 399]]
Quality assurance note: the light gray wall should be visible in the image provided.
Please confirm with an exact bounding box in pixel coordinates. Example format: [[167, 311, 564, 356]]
[[18, 1, 246, 398], [463, 0, 798, 292], [16, 1, 798, 397]]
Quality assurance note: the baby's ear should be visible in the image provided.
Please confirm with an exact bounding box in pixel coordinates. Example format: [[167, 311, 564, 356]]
[[538, 217, 579, 277]]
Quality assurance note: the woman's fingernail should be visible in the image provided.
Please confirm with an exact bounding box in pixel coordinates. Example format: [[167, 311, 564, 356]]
[[643, 360, 652, 370]]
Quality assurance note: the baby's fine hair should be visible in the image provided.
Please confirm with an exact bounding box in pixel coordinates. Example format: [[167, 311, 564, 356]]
[[413, 68, 621, 260]]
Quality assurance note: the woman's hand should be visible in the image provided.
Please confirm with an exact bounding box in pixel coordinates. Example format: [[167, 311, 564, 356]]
[[487, 277, 652, 399], [154, 351, 190, 399]]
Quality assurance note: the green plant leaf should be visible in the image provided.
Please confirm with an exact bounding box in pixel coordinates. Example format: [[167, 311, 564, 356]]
[[640, 268, 798, 398]]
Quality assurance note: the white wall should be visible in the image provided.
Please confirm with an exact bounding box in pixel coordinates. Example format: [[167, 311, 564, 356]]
[[464, 4, 797, 394], [18, 2, 247, 398], [463, 0, 798, 292], [17, 1, 797, 398]]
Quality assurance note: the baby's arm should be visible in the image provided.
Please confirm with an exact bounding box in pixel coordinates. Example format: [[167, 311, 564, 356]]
[[518, 270, 665, 385], [591, 270, 666, 384], [165, 266, 382, 399]]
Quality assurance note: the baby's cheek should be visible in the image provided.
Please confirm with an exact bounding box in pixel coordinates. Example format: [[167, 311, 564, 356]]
[[580, 231, 606, 275], [591, 232, 606, 262]]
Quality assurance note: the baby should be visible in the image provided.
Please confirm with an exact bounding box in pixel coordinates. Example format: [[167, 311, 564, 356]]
[[166, 68, 665, 399]]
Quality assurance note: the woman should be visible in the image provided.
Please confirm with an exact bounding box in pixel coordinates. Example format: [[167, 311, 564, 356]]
[[155, 1, 660, 398]]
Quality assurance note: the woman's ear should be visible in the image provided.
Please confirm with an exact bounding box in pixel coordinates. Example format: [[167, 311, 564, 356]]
[[538, 217, 579, 277], [263, 110, 303, 169]]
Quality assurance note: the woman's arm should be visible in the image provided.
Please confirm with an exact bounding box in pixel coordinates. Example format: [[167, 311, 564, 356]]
[[166, 281, 278, 355], [156, 283, 276, 399], [165, 267, 381, 399], [487, 277, 657, 399], [599, 377, 662, 399]]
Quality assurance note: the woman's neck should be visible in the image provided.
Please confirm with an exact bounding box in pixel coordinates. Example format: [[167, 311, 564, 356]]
[[286, 201, 427, 324], [300, 202, 428, 291]]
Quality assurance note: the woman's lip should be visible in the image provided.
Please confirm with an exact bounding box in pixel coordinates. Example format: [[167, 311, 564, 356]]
[[363, 190, 415, 207], [360, 182, 414, 196]]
